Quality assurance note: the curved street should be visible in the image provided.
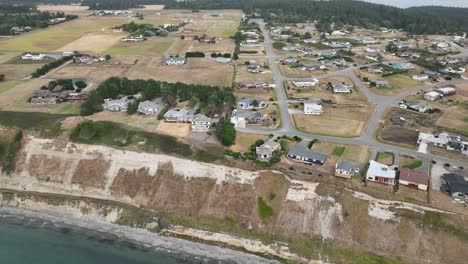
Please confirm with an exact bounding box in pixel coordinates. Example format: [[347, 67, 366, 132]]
[[238, 20, 468, 169]]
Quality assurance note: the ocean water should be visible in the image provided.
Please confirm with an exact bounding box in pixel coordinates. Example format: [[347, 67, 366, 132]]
[[0, 218, 216, 264]]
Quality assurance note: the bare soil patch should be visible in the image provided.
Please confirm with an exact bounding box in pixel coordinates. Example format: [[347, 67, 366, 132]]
[[71, 159, 110, 189], [57, 34, 124, 54], [156, 121, 190, 139], [29, 154, 71, 183]]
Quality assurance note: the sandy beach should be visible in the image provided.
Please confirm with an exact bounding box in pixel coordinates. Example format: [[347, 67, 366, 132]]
[[0, 206, 279, 264]]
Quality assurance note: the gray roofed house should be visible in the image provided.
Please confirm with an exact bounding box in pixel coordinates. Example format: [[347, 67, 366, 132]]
[[335, 160, 361, 179], [103, 97, 132, 112], [405, 100, 431, 113], [287, 143, 327, 166], [191, 113, 212, 132], [303, 98, 323, 115], [137, 100, 159, 115], [374, 80, 389, 87], [256, 140, 281, 161], [236, 97, 266, 109], [163, 109, 192, 122], [230, 111, 266, 128], [332, 83, 352, 94], [441, 173, 468, 199]]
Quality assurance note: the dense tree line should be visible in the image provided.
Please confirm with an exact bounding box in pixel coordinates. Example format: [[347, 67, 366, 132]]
[[83, 0, 168, 10], [215, 118, 236, 146], [80, 77, 236, 116], [168, 0, 468, 34], [31, 56, 72, 78], [0, 8, 76, 35]]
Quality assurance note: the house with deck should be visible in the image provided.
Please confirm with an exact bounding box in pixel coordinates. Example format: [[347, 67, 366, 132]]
[[287, 143, 327, 166], [137, 100, 159, 115], [256, 140, 281, 161], [366, 160, 396, 185], [335, 160, 361, 179]]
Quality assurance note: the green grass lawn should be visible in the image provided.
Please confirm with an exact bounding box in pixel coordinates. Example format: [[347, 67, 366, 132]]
[[385, 74, 420, 89], [332, 146, 346, 157], [257, 197, 273, 221], [403, 160, 423, 169]]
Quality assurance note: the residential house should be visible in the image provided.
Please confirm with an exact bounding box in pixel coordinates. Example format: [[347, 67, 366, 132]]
[[49, 17, 66, 24], [283, 56, 298, 64], [332, 83, 353, 94], [436, 87, 456, 96], [395, 41, 412, 50], [163, 109, 192, 123], [65, 92, 88, 102], [247, 63, 263, 73], [29, 90, 61, 104], [230, 111, 267, 128], [322, 41, 351, 48], [366, 160, 396, 185], [199, 34, 216, 44], [121, 35, 145, 42], [22, 52, 45, 60], [256, 140, 281, 161], [137, 100, 159, 115], [293, 79, 319, 87], [412, 74, 429, 81], [403, 101, 431, 113], [424, 91, 442, 101], [390, 116, 406, 126], [282, 46, 296, 51], [74, 55, 93, 64], [423, 70, 437, 77], [331, 30, 347, 36], [240, 41, 261, 47], [417, 132, 466, 154], [441, 173, 468, 199], [373, 80, 389, 87], [191, 113, 212, 132], [287, 143, 327, 166], [368, 66, 383, 74], [303, 37, 319, 44], [365, 52, 379, 61], [399, 168, 429, 191], [103, 97, 132, 112], [165, 56, 187, 65], [236, 97, 266, 109], [335, 160, 361, 179], [364, 46, 379, 53], [388, 62, 414, 71], [303, 98, 323, 115]]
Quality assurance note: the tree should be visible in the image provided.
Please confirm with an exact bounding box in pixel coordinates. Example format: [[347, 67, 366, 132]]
[[303, 31, 312, 39], [75, 80, 87, 89], [105, 55, 111, 60], [216, 119, 236, 146], [0, 74, 5, 82], [181, 35, 185, 40], [233, 52, 239, 60], [127, 99, 140, 115]]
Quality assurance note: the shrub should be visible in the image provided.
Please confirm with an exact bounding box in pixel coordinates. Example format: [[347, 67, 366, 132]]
[[75, 80, 87, 89], [257, 197, 273, 220]]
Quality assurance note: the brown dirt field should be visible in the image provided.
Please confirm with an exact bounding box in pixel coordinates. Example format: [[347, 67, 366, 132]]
[[434, 106, 468, 135], [127, 57, 234, 87], [168, 38, 194, 55], [188, 39, 235, 54], [87, 112, 158, 132], [380, 127, 419, 147], [61, 116, 85, 130], [57, 34, 125, 54], [71, 159, 110, 189], [293, 113, 366, 138], [37, 5, 90, 12], [0, 79, 49, 110], [141, 5, 165, 10], [50, 64, 130, 83], [156, 121, 190, 139], [0, 64, 45, 79], [28, 154, 71, 183], [254, 172, 290, 225]]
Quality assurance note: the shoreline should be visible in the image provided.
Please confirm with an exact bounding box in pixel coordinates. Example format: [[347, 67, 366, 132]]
[[0, 206, 279, 264]]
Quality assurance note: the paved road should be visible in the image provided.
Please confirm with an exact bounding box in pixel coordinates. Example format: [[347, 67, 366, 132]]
[[244, 21, 468, 168]]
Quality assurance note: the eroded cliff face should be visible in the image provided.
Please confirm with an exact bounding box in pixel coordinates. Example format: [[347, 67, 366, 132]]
[[1, 136, 467, 264]]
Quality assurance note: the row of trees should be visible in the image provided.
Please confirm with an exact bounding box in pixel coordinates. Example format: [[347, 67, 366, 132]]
[[0, 10, 76, 35], [31, 56, 72, 78], [80, 77, 236, 116]]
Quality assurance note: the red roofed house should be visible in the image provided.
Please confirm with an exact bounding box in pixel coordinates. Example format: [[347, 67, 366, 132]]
[[399, 168, 429, 191]]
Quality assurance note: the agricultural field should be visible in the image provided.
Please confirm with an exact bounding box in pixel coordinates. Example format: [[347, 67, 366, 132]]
[[50, 63, 130, 84], [105, 37, 174, 56], [126, 57, 234, 87], [0, 80, 50, 111], [0, 16, 126, 52]]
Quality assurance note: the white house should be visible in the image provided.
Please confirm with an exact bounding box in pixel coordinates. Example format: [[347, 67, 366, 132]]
[[165, 56, 187, 65], [22, 52, 45, 60], [332, 83, 352, 94], [412, 74, 429, 81], [256, 140, 281, 161], [436, 87, 456, 96], [293, 79, 319, 87], [191, 113, 211, 132], [366, 160, 396, 185], [137, 100, 159, 115], [424, 91, 442, 101], [103, 97, 132, 112], [303, 98, 323, 115], [236, 97, 266, 109]]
